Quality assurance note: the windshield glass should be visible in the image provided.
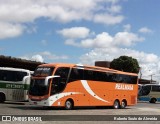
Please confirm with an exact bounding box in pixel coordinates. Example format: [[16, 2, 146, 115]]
[[34, 67, 54, 77], [139, 85, 151, 96], [29, 79, 49, 96]]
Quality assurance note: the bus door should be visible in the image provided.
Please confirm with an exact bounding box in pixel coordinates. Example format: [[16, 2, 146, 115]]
[[50, 67, 70, 106]]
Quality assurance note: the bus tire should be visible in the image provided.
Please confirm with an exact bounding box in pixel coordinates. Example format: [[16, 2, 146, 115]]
[[65, 99, 74, 110], [149, 98, 157, 103], [0, 93, 5, 103], [113, 100, 120, 109], [121, 100, 127, 109]]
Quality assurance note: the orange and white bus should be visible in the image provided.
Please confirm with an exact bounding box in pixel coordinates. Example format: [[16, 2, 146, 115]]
[[28, 63, 138, 109]]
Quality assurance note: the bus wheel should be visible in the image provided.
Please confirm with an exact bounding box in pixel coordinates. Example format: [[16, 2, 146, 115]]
[[65, 99, 74, 110], [121, 100, 127, 109], [149, 98, 157, 103], [0, 93, 5, 103], [113, 100, 120, 109]]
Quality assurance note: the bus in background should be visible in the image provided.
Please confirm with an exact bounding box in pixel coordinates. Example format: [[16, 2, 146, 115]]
[[138, 84, 160, 103], [29, 63, 138, 109], [0, 67, 32, 103]]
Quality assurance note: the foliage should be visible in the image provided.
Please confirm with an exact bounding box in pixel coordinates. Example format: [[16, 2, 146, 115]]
[[110, 56, 139, 73]]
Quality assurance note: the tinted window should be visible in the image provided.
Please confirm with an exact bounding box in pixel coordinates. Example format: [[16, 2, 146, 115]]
[[84, 70, 96, 81], [34, 67, 54, 76], [55, 67, 70, 80], [54, 67, 70, 87], [29, 79, 49, 96], [68, 67, 138, 84], [112, 74, 122, 83], [51, 67, 70, 94], [69, 68, 83, 82], [16, 71, 27, 81], [113, 74, 137, 84], [141, 85, 151, 95], [95, 72, 113, 82], [51, 77, 66, 95], [152, 85, 160, 92], [0, 70, 27, 82], [96, 71, 107, 81], [131, 76, 138, 84]]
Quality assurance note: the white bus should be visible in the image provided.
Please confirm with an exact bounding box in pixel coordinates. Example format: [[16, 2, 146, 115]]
[[0, 67, 32, 103], [138, 84, 160, 103]]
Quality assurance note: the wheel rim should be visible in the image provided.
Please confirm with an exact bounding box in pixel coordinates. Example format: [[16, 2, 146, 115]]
[[66, 101, 72, 109], [121, 101, 126, 108], [114, 101, 119, 109]]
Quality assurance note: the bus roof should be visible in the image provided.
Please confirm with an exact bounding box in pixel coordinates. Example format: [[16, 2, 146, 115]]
[[38, 63, 138, 76], [143, 84, 160, 86], [0, 67, 31, 73]]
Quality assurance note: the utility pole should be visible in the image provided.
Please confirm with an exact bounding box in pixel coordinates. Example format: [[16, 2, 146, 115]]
[[150, 74, 155, 83]]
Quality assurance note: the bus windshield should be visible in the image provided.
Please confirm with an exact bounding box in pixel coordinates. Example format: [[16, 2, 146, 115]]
[[34, 67, 54, 77], [138, 85, 151, 96], [29, 79, 49, 96]]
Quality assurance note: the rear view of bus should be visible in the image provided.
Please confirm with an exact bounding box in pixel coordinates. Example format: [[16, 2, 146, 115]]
[[0, 67, 32, 102], [29, 63, 138, 109]]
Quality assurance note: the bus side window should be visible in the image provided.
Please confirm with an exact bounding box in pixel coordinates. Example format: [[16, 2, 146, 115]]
[[84, 70, 95, 81], [15, 72, 27, 81], [112, 74, 123, 83], [152, 85, 160, 92], [55, 67, 70, 83], [95, 71, 105, 81], [68, 68, 83, 82], [0, 70, 14, 81], [52, 67, 70, 93], [0, 70, 6, 81]]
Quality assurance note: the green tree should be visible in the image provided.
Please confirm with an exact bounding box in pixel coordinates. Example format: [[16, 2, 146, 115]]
[[110, 56, 139, 73]]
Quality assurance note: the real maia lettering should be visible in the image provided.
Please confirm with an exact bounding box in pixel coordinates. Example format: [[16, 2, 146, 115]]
[[115, 84, 133, 90]]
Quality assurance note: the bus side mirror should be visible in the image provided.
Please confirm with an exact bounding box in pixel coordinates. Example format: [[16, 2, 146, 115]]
[[45, 75, 60, 85], [23, 76, 31, 84]]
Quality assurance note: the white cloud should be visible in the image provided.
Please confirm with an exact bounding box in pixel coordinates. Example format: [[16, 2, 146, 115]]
[[58, 27, 90, 39], [94, 13, 124, 25], [123, 24, 131, 32], [0, 22, 24, 39], [0, 0, 124, 24], [40, 51, 69, 60], [64, 31, 144, 48], [65, 39, 80, 47], [114, 32, 144, 47], [107, 5, 122, 13], [80, 48, 160, 81], [60, 27, 158, 81], [0, 0, 125, 39], [138, 27, 153, 33], [26, 26, 37, 34], [81, 32, 113, 48], [31, 54, 44, 62], [106, 0, 120, 4], [21, 54, 44, 62], [20, 51, 69, 63]]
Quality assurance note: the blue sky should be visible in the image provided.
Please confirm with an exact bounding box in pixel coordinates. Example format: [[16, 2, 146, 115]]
[[0, 0, 160, 81]]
